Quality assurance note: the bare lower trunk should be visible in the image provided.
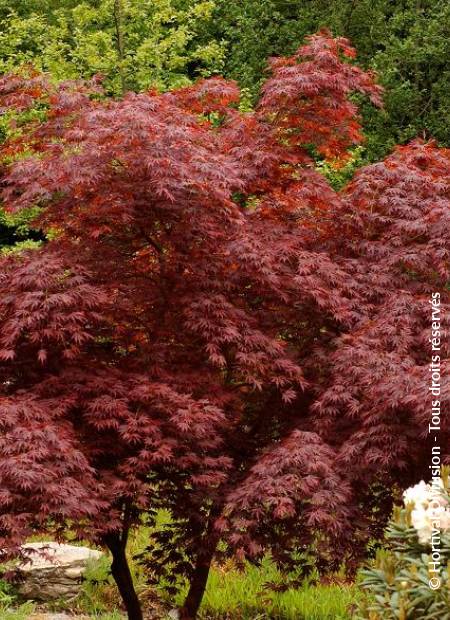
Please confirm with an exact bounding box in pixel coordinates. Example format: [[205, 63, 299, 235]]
[[179, 542, 217, 620], [105, 533, 143, 620]]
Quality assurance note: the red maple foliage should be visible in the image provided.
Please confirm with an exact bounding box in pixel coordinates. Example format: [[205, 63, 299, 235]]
[[0, 31, 448, 620]]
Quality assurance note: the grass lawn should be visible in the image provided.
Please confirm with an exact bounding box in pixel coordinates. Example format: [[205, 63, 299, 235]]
[[1, 559, 361, 619], [196, 559, 361, 619], [1, 525, 363, 619]]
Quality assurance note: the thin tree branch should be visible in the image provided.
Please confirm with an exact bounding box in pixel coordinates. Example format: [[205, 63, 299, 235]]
[[114, 0, 127, 95]]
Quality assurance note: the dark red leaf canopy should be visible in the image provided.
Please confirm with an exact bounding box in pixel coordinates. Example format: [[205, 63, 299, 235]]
[[0, 32, 447, 575]]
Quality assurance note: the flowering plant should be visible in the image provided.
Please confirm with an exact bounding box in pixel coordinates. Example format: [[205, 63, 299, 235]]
[[355, 470, 450, 619], [403, 478, 450, 544]]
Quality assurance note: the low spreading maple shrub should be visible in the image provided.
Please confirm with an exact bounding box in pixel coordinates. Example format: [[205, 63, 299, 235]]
[[0, 31, 449, 620]]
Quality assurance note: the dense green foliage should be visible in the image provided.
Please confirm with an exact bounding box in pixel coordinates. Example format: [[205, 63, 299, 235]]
[[0, 0, 224, 94], [0, 207, 42, 254]]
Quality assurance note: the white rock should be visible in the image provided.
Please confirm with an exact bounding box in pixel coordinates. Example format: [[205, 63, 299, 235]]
[[17, 542, 103, 602]]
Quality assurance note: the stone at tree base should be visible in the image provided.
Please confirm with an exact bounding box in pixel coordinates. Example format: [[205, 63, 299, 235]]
[[17, 542, 103, 602]]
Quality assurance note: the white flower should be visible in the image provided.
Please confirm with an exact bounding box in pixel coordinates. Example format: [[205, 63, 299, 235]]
[[417, 526, 433, 545], [403, 480, 430, 509], [403, 478, 450, 543], [411, 507, 433, 543], [428, 505, 450, 530], [441, 510, 450, 530]]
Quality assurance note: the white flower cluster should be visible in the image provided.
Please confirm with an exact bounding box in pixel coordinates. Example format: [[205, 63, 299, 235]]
[[403, 479, 450, 544]]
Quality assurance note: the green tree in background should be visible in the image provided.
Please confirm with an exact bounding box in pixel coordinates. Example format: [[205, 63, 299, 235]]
[[0, 0, 225, 94], [0, 208, 43, 254], [213, 0, 450, 160], [368, 0, 450, 157], [0, 105, 45, 253]]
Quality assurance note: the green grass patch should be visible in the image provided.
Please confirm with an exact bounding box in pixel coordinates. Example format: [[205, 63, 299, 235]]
[[158, 555, 361, 619], [0, 602, 35, 620], [198, 560, 361, 619], [1, 523, 362, 619]]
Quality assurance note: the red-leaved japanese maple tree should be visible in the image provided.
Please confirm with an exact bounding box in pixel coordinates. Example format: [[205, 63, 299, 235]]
[[0, 31, 448, 619]]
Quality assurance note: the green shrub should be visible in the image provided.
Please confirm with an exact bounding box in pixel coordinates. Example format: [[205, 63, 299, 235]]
[[0, 580, 35, 620]]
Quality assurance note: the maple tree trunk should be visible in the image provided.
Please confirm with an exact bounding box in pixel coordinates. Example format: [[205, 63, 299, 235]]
[[180, 547, 216, 619], [105, 534, 143, 620]]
